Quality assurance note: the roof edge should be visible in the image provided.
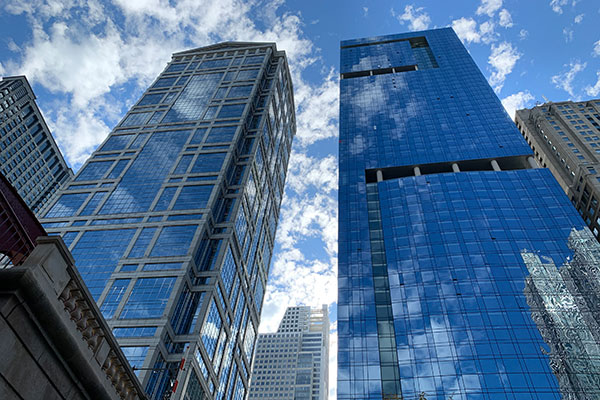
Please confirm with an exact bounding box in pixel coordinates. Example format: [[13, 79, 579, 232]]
[[173, 41, 277, 56]]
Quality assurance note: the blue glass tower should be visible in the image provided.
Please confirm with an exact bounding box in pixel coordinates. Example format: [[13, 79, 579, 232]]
[[40, 42, 295, 400], [338, 28, 600, 399], [0, 76, 73, 214]]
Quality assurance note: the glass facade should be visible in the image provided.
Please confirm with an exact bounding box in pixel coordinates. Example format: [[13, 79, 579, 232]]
[[338, 28, 600, 399], [0, 76, 73, 214], [40, 41, 295, 400]]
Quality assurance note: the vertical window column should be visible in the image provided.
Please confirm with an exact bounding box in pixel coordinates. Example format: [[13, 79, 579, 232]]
[[366, 183, 402, 398]]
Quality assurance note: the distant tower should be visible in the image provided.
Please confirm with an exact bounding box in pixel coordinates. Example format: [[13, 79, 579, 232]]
[[248, 305, 329, 400], [40, 42, 295, 400], [516, 99, 600, 241], [0, 76, 72, 214]]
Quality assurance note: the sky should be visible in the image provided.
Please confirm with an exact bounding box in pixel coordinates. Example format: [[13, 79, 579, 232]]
[[1, 0, 600, 398]]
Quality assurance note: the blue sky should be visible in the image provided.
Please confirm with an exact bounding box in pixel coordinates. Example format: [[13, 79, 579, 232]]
[[1, 1, 600, 398]]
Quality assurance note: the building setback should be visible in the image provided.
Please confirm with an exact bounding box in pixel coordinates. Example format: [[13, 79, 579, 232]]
[[0, 76, 73, 214], [516, 100, 600, 241], [338, 28, 600, 399], [248, 305, 329, 400], [40, 42, 295, 400]]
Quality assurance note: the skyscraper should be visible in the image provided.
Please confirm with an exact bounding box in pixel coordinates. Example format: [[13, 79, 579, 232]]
[[338, 28, 600, 399], [248, 305, 329, 400], [40, 42, 295, 400], [516, 100, 600, 241], [0, 76, 73, 214]]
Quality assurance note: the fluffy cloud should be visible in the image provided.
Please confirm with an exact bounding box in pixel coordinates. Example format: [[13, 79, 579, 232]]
[[285, 152, 337, 195], [451, 17, 497, 44], [488, 42, 521, 92], [551, 61, 587, 97], [294, 69, 339, 146], [395, 4, 431, 31], [479, 21, 497, 43], [501, 91, 535, 120], [452, 17, 481, 44], [476, 0, 503, 17], [574, 13, 584, 23], [585, 71, 600, 96], [498, 9, 513, 27], [519, 29, 529, 39]]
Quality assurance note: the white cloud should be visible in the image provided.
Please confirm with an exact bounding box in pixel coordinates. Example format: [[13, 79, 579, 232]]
[[501, 91, 535, 120], [294, 69, 339, 146], [451, 17, 497, 44], [476, 0, 503, 17], [593, 40, 600, 57], [479, 20, 497, 44], [498, 9, 513, 27], [395, 4, 431, 31], [585, 71, 600, 96], [286, 152, 337, 194], [550, 0, 569, 14], [574, 13, 584, 23], [488, 42, 521, 92], [551, 61, 587, 97], [452, 17, 480, 44], [519, 29, 529, 39], [563, 27, 574, 42]]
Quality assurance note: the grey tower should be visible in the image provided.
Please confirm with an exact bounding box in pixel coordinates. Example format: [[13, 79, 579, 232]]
[[40, 42, 295, 400], [248, 306, 329, 400], [0, 76, 73, 214], [516, 100, 600, 241]]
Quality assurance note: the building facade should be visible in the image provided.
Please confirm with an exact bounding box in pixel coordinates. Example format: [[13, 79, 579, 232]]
[[39, 42, 295, 400], [248, 305, 329, 400], [0, 76, 73, 214], [516, 100, 600, 241], [338, 28, 600, 400]]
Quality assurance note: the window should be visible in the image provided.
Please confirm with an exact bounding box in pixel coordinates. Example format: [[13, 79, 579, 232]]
[[120, 277, 177, 319], [149, 225, 198, 257]]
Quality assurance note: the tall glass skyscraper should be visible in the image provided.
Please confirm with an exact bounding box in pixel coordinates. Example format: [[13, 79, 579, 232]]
[[0, 76, 73, 214], [40, 42, 295, 400], [338, 28, 600, 399]]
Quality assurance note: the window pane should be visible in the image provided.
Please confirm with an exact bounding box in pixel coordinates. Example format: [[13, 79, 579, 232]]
[[120, 277, 177, 319], [172, 185, 214, 210], [76, 161, 113, 181], [45, 193, 89, 217], [150, 225, 198, 257]]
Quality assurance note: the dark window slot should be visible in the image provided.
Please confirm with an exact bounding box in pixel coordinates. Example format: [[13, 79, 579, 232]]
[[341, 65, 417, 80], [365, 155, 534, 183]]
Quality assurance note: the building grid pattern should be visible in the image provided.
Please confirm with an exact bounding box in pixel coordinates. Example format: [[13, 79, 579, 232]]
[[40, 42, 295, 400], [0, 76, 73, 214], [248, 306, 329, 400], [516, 100, 600, 242], [338, 28, 600, 400]]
